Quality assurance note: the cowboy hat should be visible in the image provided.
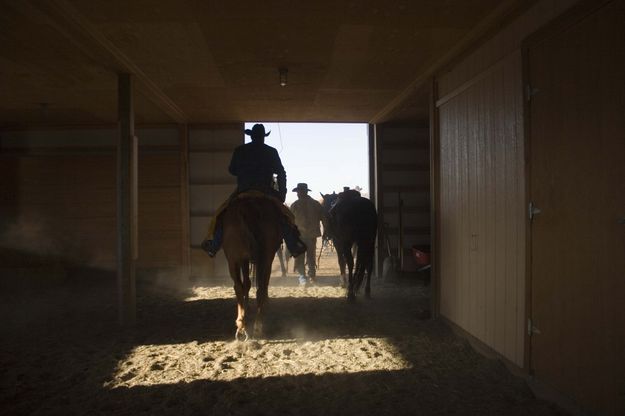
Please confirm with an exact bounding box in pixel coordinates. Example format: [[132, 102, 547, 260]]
[[292, 183, 311, 192], [244, 123, 271, 140]]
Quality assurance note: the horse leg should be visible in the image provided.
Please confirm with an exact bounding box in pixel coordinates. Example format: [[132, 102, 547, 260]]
[[241, 260, 251, 312], [336, 239, 347, 287], [253, 259, 271, 339], [364, 242, 374, 299], [230, 261, 249, 341], [364, 261, 372, 299], [343, 243, 356, 301], [338, 255, 347, 288]]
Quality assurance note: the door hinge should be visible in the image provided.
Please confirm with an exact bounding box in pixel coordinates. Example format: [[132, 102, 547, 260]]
[[529, 201, 542, 220], [527, 318, 541, 336], [525, 84, 540, 102]]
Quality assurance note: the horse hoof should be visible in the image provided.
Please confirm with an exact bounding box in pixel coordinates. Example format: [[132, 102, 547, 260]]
[[235, 328, 249, 342]]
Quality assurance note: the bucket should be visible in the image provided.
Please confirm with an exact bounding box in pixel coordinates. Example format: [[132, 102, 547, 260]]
[[411, 245, 430, 267]]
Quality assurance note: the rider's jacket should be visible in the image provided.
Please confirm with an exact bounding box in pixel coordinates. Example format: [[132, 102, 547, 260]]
[[229, 141, 287, 201]]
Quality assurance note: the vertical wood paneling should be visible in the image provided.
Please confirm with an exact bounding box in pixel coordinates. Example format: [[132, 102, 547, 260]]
[[434, 0, 590, 370], [513, 56, 525, 366], [528, 1, 625, 413], [459, 92, 470, 330], [438, 51, 525, 366]]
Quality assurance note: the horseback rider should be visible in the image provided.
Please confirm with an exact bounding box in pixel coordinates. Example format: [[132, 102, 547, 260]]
[[201, 124, 306, 258]]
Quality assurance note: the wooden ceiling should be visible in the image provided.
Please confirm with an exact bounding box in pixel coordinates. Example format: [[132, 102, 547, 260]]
[[0, 0, 530, 126]]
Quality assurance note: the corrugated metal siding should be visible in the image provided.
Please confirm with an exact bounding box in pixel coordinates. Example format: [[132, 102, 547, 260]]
[[188, 124, 242, 279], [375, 125, 430, 272], [0, 128, 185, 270], [438, 52, 525, 366]]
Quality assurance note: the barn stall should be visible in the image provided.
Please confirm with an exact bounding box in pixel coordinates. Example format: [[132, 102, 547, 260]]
[[1, 0, 623, 415]]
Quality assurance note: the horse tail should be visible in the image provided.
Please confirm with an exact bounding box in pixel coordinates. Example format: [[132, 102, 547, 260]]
[[353, 238, 375, 292]]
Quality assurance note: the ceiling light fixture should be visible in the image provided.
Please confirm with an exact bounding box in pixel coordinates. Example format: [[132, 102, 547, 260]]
[[279, 67, 288, 87]]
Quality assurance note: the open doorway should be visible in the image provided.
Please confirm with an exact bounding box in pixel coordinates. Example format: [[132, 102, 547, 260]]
[[245, 122, 369, 204], [245, 122, 370, 283]]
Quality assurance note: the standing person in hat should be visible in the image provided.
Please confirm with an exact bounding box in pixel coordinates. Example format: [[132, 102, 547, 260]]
[[290, 183, 327, 286], [201, 124, 306, 258]]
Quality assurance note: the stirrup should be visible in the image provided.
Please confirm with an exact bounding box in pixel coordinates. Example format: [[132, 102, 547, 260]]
[[201, 240, 217, 257]]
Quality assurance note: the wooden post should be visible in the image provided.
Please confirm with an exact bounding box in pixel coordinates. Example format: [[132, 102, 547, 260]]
[[117, 73, 137, 325]]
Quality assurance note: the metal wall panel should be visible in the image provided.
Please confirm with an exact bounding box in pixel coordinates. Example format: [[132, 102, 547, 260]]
[[375, 125, 430, 273], [0, 127, 184, 270], [188, 124, 242, 279]]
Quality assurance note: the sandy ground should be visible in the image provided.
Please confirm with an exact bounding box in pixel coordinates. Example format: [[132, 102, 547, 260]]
[[0, 248, 569, 416]]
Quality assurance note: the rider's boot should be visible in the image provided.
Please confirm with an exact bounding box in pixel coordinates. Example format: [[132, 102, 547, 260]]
[[201, 225, 223, 257]]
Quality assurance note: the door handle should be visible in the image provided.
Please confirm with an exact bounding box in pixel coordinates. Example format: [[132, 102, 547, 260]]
[[529, 202, 542, 220]]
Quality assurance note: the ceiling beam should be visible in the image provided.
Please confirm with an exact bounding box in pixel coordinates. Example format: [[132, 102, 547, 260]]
[[27, 0, 188, 124], [369, 0, 536, 124]]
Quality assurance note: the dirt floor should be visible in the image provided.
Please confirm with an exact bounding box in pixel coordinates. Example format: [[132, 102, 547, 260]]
[[0, 246, 569, 416]]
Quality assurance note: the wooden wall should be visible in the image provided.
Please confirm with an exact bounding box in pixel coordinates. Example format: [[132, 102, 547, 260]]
[[0, 127, 187, 273], [435, 0, 580, 367], [526, 1, 625, 414], [438, 52, 525, 366]]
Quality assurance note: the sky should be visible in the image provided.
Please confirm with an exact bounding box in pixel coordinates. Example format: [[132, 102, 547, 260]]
[[245, 122, 369, 205]]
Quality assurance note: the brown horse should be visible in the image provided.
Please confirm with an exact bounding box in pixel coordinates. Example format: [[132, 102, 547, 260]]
[[221, 193, 283, 340]]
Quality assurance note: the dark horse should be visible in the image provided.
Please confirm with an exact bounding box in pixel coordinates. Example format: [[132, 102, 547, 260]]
[[320, 192, 347, 286], [321, 192, 378, 300], [221, 193, 283, 340]]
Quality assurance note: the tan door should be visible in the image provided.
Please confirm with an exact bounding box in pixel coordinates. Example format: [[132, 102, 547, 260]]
[[527, 1, 625, 414]]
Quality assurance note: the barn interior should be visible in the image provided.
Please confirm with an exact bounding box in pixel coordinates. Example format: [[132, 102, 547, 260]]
[[1, 0, 624, 415]]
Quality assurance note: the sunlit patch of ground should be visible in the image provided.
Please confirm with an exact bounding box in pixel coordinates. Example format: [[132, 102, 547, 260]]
[[185, 284, 348, 302], [105, 337, 411, 388]]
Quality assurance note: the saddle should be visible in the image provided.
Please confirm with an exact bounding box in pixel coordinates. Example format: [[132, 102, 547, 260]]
[[206, 190, 294, 239], [231, 190, 294, 221]]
